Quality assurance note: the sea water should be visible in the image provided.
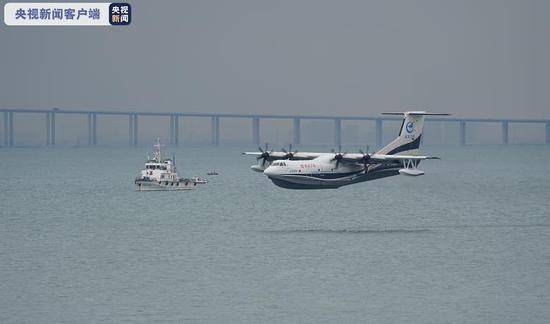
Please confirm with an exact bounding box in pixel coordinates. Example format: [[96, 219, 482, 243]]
[[1, 145, 549, 323]]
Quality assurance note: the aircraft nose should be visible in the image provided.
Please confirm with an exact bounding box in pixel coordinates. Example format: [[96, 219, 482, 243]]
[[263, 166, 274, 176]]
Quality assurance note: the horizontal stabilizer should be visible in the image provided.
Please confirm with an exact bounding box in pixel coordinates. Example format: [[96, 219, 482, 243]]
[[381, 111, 451, 116]]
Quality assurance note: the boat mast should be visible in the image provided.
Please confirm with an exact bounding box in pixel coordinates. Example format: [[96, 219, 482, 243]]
[[153, 137, 162, 162], [172, 152, 176, 173]]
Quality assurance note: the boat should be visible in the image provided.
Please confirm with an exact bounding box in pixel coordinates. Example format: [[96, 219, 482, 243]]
[[188, 176, 208, 184], [135, 138, 197, 191], [206, 171, 219, 175]]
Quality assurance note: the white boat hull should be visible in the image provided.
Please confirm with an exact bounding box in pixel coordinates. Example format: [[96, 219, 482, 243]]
[[135, 180, 197, 191]]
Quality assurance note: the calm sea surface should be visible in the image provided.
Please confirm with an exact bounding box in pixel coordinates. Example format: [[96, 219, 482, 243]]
[[1, 145, 549, 323]]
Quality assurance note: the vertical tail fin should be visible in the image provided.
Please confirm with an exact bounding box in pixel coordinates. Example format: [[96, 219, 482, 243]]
[[376, 111, 449, 155]]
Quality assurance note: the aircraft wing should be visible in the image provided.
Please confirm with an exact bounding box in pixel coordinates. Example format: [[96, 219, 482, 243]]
[[243, 150, 439, 163], [241, 151, 321, 160], [242, 151, 289, 158], [340, 153, 439, 163], [370, 154, 440, 176], [369, 154, 440, 162]]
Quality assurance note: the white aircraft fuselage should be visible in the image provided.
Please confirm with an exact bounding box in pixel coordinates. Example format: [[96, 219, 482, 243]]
[[262, 155, 401, 189]]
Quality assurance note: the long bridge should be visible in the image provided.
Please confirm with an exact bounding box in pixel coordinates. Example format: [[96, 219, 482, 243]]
[[1, 108, 550, 147]]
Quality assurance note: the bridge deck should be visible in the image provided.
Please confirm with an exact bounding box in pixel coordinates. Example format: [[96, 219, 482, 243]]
[[1, 108, 549, 147]]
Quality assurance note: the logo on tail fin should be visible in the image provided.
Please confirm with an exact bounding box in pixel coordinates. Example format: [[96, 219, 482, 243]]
[[405, 122, 414, 134]]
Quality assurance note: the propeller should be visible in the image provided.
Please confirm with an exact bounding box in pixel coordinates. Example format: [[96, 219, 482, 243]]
[[330, 145, 347, 168], [281, 144, 298, 159], [358, 145, 371, 173], [256, 143, 272, 167]]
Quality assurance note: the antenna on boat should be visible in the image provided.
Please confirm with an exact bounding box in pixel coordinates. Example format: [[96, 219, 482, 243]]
[[153, 137, 162, 162]]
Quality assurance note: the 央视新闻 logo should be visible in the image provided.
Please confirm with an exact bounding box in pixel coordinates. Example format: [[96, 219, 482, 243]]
[[109, 3, 131, 25]]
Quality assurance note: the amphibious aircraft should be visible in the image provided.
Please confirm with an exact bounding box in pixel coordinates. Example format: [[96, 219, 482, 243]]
[[242, 111, 450, 189]]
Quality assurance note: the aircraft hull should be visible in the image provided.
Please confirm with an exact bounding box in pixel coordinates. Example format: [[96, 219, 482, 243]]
[[267, 166, 400, 189]]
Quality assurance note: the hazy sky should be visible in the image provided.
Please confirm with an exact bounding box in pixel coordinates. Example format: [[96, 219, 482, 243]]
[[1, 0, 549, 119]]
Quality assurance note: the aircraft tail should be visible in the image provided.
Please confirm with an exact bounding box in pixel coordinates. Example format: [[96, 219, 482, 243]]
[[376, 111, 449, 155]]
